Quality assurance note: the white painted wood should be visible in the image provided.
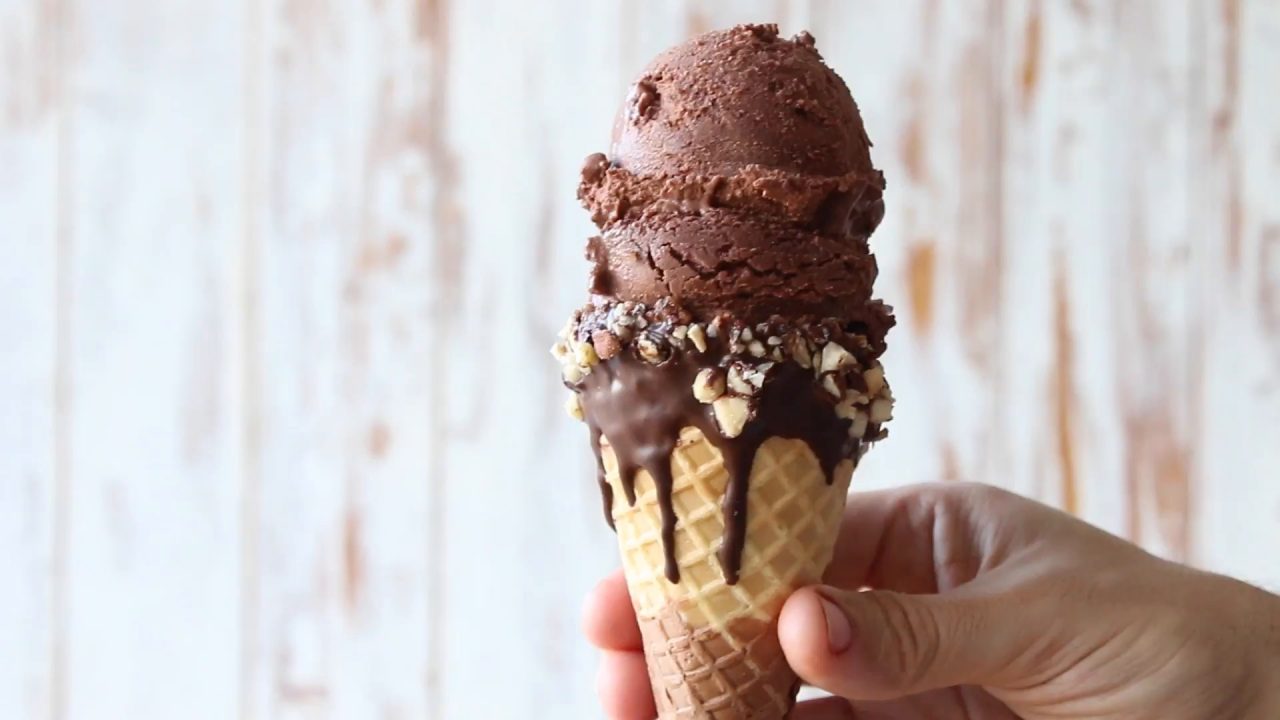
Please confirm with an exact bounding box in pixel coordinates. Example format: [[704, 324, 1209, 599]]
[[998, 1, 1202, 554], [434, 2, 625, 716], [999, 0, 1113, 529], [0, 2, 61, 718], [0, 2, 1277, 717], [58, 1, 245, 717], [246, 1, 439, 717], [1192, 0, 1280, 590]]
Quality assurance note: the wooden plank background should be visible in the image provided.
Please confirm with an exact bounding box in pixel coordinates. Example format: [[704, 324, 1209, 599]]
[[2, 0, 1278, 718]]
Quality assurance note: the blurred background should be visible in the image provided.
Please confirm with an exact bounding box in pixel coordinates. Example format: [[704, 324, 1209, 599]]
[[2, 0, 1278, 718]]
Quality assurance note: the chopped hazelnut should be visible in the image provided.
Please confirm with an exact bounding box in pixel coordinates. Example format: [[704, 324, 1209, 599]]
[[819, 342, 855, 374], [822, 373, 843, 399], [637, 336, 665, 363], [562, 364, 585, 384], [835, 390, 865, 419], [688, 324, 708, 353], [835, 398, 858, 420], [712, 396, 750, 438], [692, 369, 726, 403], [727, 364, 756, 395], [592, 330, 621, 360], [870, 397, 893, 423], [849, 411, 869, 439], [574, 341, 599, 367], [565, 394, 585, 422], [863, 365, 885, 396]]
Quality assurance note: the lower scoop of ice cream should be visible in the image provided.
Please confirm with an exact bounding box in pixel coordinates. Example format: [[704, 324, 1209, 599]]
[[587, 209, 893, 343]]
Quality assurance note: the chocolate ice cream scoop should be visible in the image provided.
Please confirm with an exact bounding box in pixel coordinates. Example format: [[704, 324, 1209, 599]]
[[578, 24, 888, 339], [610, 24, 875, 178], [592, 209, 894, 344]]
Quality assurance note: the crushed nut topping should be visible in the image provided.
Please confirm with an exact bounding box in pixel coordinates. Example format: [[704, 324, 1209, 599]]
[[553, 299, 895, 443]]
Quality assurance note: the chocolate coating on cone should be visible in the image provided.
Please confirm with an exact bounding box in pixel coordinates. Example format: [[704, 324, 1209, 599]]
[[580, 350, 855, 585]]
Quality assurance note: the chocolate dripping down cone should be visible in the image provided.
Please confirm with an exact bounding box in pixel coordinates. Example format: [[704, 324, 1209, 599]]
[[601, 428, 853, 719]]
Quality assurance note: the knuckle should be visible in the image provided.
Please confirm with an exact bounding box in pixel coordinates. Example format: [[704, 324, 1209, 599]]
[[865, 592, 942, 693]]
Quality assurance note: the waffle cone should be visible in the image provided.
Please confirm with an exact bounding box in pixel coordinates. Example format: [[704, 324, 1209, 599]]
[[601, 427, 854, 720]]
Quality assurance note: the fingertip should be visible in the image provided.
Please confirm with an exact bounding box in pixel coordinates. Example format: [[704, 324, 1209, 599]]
[[583, 570, 643, 651], [779, 586, 845, 687], [596, 650, 656, 720]]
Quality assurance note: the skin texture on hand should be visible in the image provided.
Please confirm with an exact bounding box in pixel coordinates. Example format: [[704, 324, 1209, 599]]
[[583, 482, 1280, 720]]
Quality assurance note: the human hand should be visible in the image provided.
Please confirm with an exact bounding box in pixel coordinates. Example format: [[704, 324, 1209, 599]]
[[583, 482, 1280, 719]]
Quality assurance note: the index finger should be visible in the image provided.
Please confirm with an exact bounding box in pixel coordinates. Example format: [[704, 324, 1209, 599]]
[[583, 569, 644, 652]]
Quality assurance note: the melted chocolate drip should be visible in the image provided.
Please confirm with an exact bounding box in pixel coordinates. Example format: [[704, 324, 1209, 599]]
[[589, 426, 615, 530], [579, 346, 858, 585]]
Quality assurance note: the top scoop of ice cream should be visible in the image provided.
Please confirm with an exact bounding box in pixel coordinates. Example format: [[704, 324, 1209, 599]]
[[610, 24, 874, 178], [578, 24, 888, 334]]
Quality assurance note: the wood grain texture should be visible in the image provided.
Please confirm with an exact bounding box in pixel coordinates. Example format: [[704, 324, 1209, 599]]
[[55, 1, 246, 717], [434, 2, 622, 715], [0, 1, 1277, 718], [1190, 0, 1280, 587], [0, 2, 62, 718], [246, 0, 439, 717], [999, 0, 1198, 548]]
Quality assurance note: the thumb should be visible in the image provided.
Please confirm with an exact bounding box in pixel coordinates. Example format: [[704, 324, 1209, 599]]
[[778, 585, 1021, 701]]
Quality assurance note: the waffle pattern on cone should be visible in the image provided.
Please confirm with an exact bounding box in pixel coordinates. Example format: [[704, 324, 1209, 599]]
[[637, 609, 797, 719], [602, 428, 853, 719]]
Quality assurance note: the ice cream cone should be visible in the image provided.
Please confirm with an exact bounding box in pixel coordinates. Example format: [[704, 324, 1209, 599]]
[[602, 428, 854, 719], [554, 23, 894, 720]]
